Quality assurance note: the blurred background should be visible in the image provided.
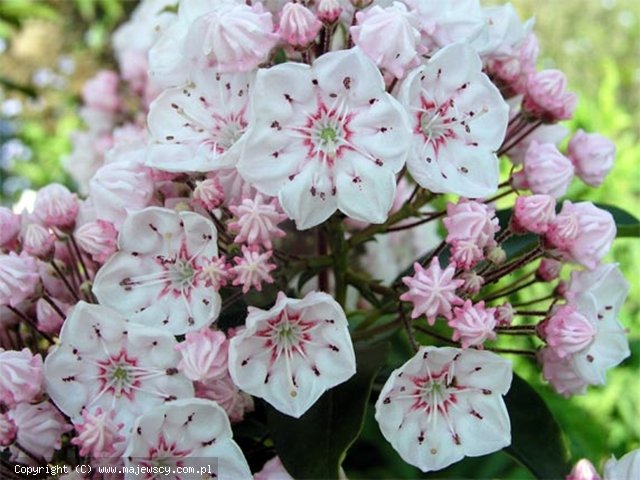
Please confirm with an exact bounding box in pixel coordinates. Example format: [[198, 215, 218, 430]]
[[0, 0, 638, 477]]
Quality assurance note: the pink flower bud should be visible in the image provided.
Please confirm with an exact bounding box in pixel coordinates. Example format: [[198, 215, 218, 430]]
[[278, 2, 322, 47], [0, 412, 16, 447], [175, 328, 229, 382], [459, 271, 484, 295], [541, 305, 595, 358], [195, 375, 254, 423], [0, 252, 40, 308], [451, 239, 484, 270], [537, 258, 562, 282], [567, 459, 601, 480], [513, 194, 556, 234], [7, 401, 71, 462], [0, 207, 21, 248], [523, 142, 575, 198], [71, 407, 125, 457], [22, 223, 55, 258], [495, 302, 514, 327], [82, 70, 121, 113], [524, 69, 577, 121], [0, 348, 44, 406], [74, 219, 118, 264], [317, 0, 342, 24], [192, 177, 225, 211], [449, 300, 497, 349], [538, 347, 588, 397], [546, 201, 615, 269], [486, 245, 507, 265], [444, 199, 499, 248], [567, 129, 615, 187], [36, 297, 67, 335], [34, 183, 79, 228]]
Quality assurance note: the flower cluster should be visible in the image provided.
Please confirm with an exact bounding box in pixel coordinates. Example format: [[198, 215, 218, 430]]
[[0, 0, 633, 478]]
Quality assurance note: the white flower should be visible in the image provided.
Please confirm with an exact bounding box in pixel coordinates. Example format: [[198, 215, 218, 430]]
[[44, 302, 194, 431], [124, 398, 252, 480], [397, 43, 509, 197], [228, 291, 356, 418], [238, 47, 411, 229], [93, 207, 222, 334], [147, 69, 253, 172], [604, 449, 640, 480], [375, 346, 512, 472]]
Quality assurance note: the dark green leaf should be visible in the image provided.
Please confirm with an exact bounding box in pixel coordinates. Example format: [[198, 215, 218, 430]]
[[267, 342, 389, 478], [504, 373, 571, 479], [595, 203, 640, 237]]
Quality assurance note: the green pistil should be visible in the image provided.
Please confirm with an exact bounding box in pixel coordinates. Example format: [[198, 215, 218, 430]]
[[320, 126, 338, 143]]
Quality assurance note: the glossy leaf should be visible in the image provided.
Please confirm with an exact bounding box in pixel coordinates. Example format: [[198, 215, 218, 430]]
[[267, 342, 389, 478], [504, 373, 571, 479]]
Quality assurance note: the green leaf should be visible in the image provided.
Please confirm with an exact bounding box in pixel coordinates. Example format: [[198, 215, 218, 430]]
[[504, 373, 571, 479], [267, 342, 389, 478], [595, 203, 640, 237]]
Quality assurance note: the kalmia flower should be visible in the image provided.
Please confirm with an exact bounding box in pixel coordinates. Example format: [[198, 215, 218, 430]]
[[538, 347, 589, 397], [350, 2, 422, 79], [375, 346, 512, 472], [524, 69, 577, 122], [520, 142, 575, 198], [228, 194, 287, 249], [537, 258, 562, 281], [229, 291, 356, 418], [74, 219, 118, 263], [444, 199, 499, 248], [71, 407, 126, 457], [567, 129, 616, 187], [541, 305, 596, 358], [450, 239, 485, 270], [124, 399, 252, 479], [400, 258, 464, 324], [0, 252, 40, 308], [35, 297, 67, 335], [7, 401, 71, 463], [21, 222, 55, 258], [567, 459, 601, 480], [0, 348, 44, 407], [82, 70, 121, 114], [449, 300, 497, 348], [231, 245, 276, 293], [546, 201, 615, 269], [192, 177, 225, 211], [603, 449, 640, 480], [397, 43, 509, 197], [147, 69, 253, 172], [238, 47, 411, 229], [175, 327, 229, 382], [255, 456, 294, 480], [317, 0, 342, 24], [195, 374, 254, 423], [512, 194, 556, 234], [0, 207, 21, 248], [34, 183, 79, 228], [278, 2, 322, 48], [495, 302, 514, 326], [44, 302, 193, 430], [93, 207, 222, 334], [0, 412, 16, 447]]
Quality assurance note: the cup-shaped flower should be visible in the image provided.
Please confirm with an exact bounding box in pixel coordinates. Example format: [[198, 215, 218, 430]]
[[147, 70, 253, 172], [93, 207, 222, 334], [124, 399, 252, 480], [44, 302, 194, 431], [176, 327, 229, 382], [567, 129, 615, 187], [396, 43, 509, 198], [0, 348, 44, 407], [228, 291, 356, 418], [522, 142, 574, 198], [237, 47, 411, 229], [375, 346, 512, 472]]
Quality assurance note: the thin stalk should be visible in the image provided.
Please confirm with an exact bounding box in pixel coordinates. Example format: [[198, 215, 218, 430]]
[[486, 346, 537, 356], [318, 228, 329, 293], [41, 294, 66, 320], [6, 306, 54, 344], [399, 308, 419, 353], [384, 211, 446, 233], [481, 278, 537, 302], [512, 294, 555, 308], [50, 260, 80, 302], [414, 325, 457, 345]]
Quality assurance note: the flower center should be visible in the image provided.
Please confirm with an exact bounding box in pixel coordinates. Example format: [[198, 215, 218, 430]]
[[319, 126, 338, 143], [97, 351, 141, 400], [171, 260, 195, 287]]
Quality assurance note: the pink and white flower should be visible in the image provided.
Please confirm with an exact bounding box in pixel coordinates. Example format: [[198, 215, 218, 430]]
[[0, 348, 43, 407], [71, 407, 126, 458], [34, 183, 79, 229], [524, 69, 577, 122], [82, 70, 121, 114], [44, 302, 194, 430], [567, 129, 616, 187], [93, 207, 222, 334], [228, 291, 356, 418], [375, 346, 512, 472], [540, 305, 596, 359], [520, 141, 575, 198], [400, 258, 464, 325], [538, 347, 588, 397], [512, 194, 556, 234], [123, 399, 252, 479], [255, 456, 294, 480], [195, 374, 254, 423], [228, 194, 287, 249], [147, 70, 253, 172], [238, 47, 411, 229], [231, 246, 276, 293], [449, 300, 497, 348], [443, 199, 499, 248], [397, 43, 509, 197], [604, 449, 640, 480], [0, 252, 40, 308], [350, 2, 422, 79], [8, 402, 71, 463], [567, 459, 601, 480], [278, 2, 322, 48], [0, 412, 16, 447], [74, 219, 118, 263], [0, 207, 21, 248], [175, 327, 229, 382]]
